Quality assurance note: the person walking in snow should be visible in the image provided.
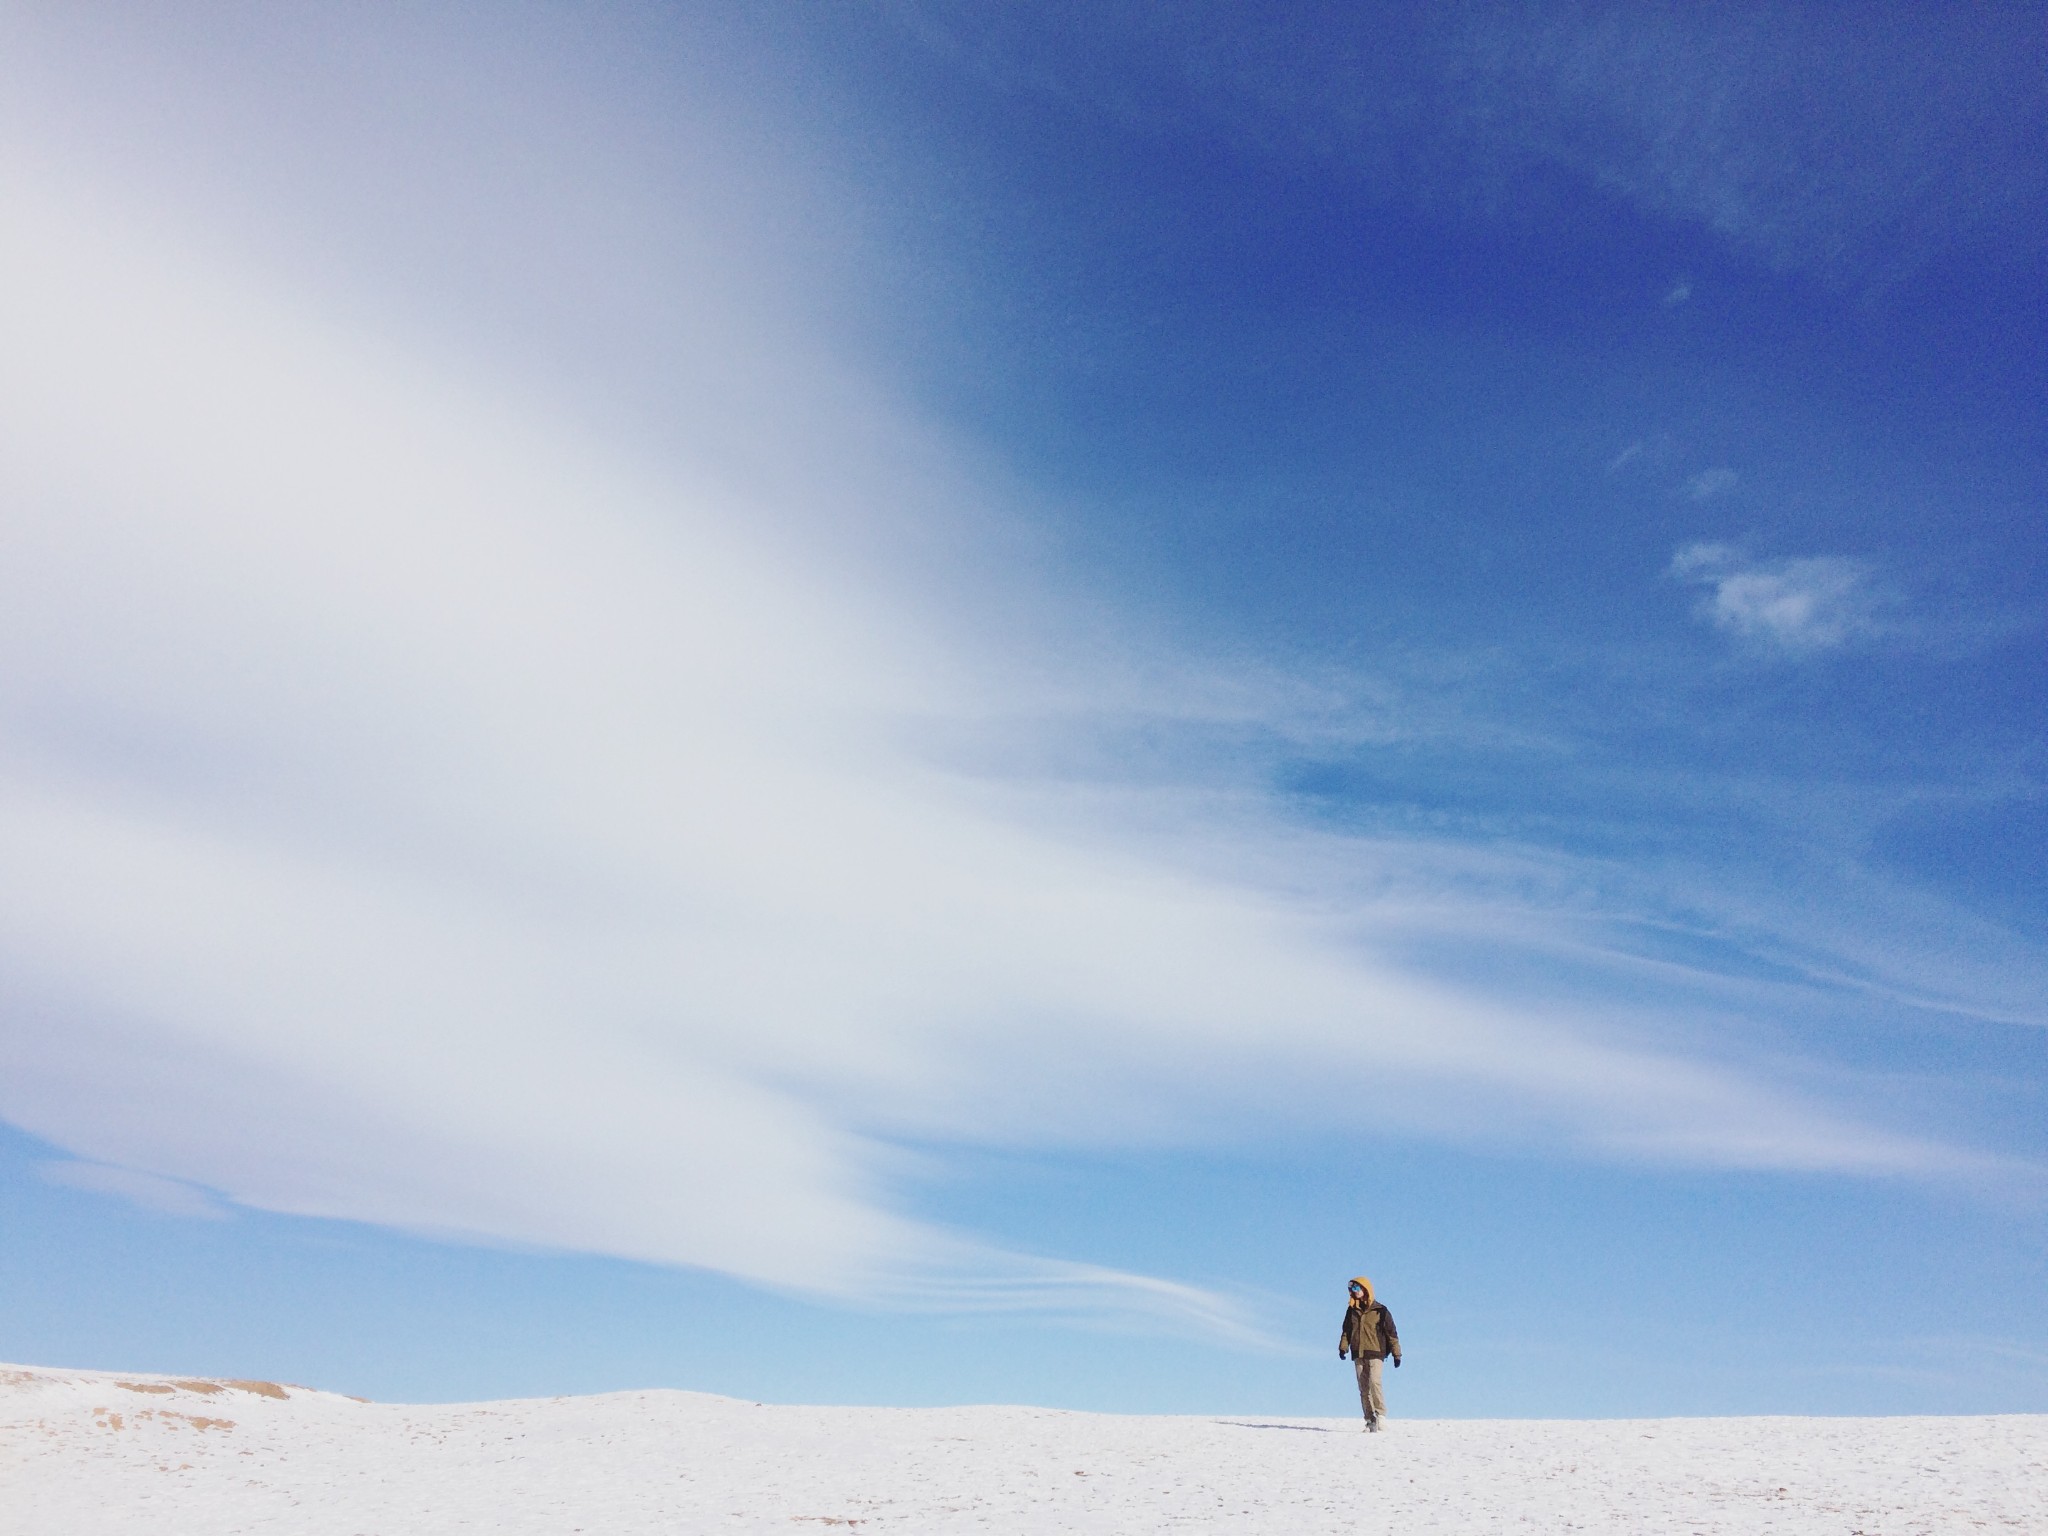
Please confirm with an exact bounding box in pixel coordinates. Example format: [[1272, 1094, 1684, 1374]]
[[1338, 1276, 1400, 1431]]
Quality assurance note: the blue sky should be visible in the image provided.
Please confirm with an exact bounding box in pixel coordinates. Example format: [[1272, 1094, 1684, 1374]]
[[1, 2, 2043, 1416]]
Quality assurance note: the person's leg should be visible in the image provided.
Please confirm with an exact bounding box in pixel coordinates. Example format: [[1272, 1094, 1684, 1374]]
[[1363, 1356, 1386, 1426]]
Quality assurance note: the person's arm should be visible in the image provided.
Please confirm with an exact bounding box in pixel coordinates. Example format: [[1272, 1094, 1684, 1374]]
[[1338, 1312, 1351, 1359], [1380, 1305, 1400, 1365]]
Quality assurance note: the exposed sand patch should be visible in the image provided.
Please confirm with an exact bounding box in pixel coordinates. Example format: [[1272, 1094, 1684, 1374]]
[[95, 1406, 237, 1433], [160, 1412, 235, 1432], [113, 1376, 287, 1400]]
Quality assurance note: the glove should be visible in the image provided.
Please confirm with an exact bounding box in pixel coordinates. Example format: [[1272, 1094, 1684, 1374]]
[[1338, 1350, 1348, 1360], [1392, 1357, 1402, 1368]]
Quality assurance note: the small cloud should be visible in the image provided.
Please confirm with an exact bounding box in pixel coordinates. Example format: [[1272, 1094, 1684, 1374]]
[[1685, 467, 1739, 500], [1667, 541, 1736, 577], [1662, 280, 1692, 307], [1669, 542, 1878, 651], [39, 1160, 231, 1220], [1606, 431, 1675, 475]]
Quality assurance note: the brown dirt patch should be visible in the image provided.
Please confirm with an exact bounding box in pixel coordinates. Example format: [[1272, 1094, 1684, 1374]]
[[225, 1380, 289, 1399], [117, 1382, 176, 1395], [167, 1413, 235, 1432]]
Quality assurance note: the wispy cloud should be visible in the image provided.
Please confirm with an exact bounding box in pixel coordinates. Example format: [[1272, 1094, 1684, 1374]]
[[1670, 542, 1879, 651], [0, 151, 1972, 1319], [893, 5, 2048, 280], [1684, 467, 1738, 501], [1605, 433, 1674, 477], [0, 18, 2031, 1340], [38, 1159, 228, 1220]]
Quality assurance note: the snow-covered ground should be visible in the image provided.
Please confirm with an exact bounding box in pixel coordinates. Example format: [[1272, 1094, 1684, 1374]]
[[5, 1362, 2042, 1533]]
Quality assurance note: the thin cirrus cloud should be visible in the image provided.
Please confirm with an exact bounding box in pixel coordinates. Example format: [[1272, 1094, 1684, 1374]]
[[1670, 542, 1879, 651], [1685, 468, 1739, 501], [0, 96, 2018, 1331], [38, 1159, 228, 1221], [886, 3, 2047, 280], [1447, 4, 2048, 276]]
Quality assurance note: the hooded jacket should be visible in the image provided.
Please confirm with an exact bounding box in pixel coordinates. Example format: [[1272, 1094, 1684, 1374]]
[[1338, 1276, 1401, 1362]]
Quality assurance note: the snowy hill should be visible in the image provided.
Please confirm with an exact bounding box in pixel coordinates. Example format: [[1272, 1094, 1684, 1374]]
[[5, 1362, 2042, 1533]]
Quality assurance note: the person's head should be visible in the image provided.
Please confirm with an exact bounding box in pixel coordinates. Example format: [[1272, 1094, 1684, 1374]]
[[1349, 1276, 1373, 1304]]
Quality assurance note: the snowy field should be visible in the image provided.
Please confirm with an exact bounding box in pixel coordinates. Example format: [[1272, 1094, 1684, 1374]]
[[5, 1362, 2043, 1534]]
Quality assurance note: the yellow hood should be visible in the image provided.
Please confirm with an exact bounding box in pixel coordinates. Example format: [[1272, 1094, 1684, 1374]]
[[1349, 1276, 1374, 1306]]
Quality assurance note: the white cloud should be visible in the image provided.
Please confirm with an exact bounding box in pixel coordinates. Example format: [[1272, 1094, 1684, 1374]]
[[1662, 280, 1692, 308], [0, 28, 2015, 1336], [38, 1159, 229, 1220], [1670, 542, 1877, 650], [1685, 467, 1739, 500]]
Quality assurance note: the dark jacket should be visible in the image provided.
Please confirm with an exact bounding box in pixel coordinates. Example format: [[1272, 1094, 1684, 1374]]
[[1339, 1299, 1400, 1362]]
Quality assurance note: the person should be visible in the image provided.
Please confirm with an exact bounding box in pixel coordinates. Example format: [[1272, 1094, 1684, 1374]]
[[1337, 1275, 1400, 1431]]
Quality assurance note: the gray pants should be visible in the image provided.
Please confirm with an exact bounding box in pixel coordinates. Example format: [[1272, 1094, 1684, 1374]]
[[1352, 1355, 1385, 1421]]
